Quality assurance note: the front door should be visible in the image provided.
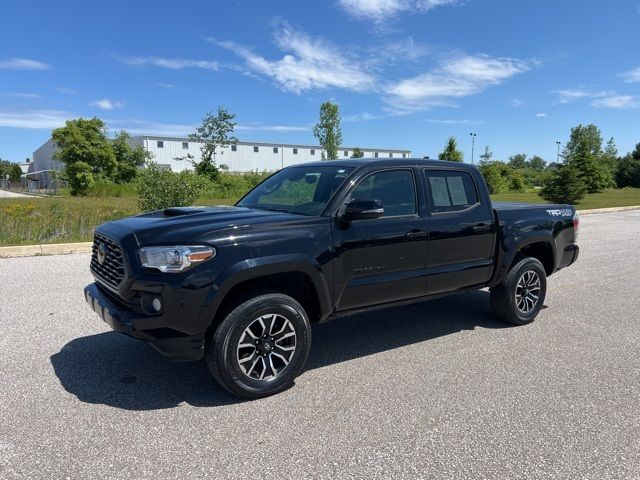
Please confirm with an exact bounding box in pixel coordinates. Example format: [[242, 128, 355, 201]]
[[332, 168, 428, 311]]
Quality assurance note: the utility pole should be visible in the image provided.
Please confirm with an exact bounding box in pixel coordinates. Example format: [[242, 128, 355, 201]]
[[556, 141, 561, 163], [470, 132, 477, 164]]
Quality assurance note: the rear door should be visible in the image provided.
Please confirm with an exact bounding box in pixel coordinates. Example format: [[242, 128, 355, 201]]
[[332, 168, 428, 310], [423, 168, 496, 294]]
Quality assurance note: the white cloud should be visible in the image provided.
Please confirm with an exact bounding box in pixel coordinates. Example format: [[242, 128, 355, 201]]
[[236, 124, 309, 132], [91, 99, 125, 110], [5, 92, 40, 99], [216, 22, 376, 94], [337, 0, 458, 21], [618, 67, 640, 83], [55, 87, 79, 94], [509, 98, 525, 107], [553, 87, 613, 104], [106, 119, 195, 136], [0, 110, 71, 129], [385, 54, 532, 113], [343, 112, 388, 122], [120, 56, 219, 71], [424, 118, 484, 125], [535, 112, 547, 117], [106, 119, 308, 136], [157, 83, 182, 89], [592, 95, 639, 109], [0, 58, 50, 70]]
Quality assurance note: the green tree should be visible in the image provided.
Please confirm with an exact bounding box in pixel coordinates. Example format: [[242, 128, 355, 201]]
[[66, 160, 94, 196], [479, 161, 512, 193], [478, 146, 492, 164], [540, 165, 587, 204], [183, 107, 238, 180], [563, 124, 615, 193], [313, 101, 342, 160], [438, 137, 464, 162], [9, 164, 22, 182], [508, 153, 528, 169], [601, 137, 619, 181], [616, 143, 640, 188], [351, 147, 364, 158], [51, 118, 117, 189], [529, 155, 546, 172], [137, 162, 209, 211], [111, 130, 150, 183]]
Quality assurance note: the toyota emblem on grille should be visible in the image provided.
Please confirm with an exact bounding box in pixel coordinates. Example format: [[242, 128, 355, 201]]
[[97, 242, 107, 265]]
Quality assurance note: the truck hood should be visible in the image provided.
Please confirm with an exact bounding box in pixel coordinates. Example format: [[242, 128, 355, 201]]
[[101, 205, 305, 246]]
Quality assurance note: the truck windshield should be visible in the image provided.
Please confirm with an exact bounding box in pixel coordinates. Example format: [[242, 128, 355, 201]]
[[237, 165, 355, 216]]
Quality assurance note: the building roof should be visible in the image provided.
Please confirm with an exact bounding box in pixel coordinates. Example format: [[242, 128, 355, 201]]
[[132, 135, 411, 153]]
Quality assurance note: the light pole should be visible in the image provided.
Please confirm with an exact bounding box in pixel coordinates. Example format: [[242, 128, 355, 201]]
[[470, 132, 477, 164], [556, 141, 561, 163]]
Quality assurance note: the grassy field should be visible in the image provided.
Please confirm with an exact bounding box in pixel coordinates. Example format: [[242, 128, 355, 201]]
[[0, 196, 235, 246], [1, 188, 639, 246], [492, 188, 640, 210]]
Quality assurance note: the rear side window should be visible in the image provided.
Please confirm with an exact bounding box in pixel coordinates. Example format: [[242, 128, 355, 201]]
[[349, 169, 416, 217], [425, 170, 479, 213]]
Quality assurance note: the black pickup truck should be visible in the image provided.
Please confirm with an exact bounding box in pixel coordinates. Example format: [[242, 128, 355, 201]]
[[85, 158, 579, 398]]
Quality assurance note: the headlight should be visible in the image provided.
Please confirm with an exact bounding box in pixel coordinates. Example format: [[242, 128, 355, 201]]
[[138, 246, 215, 273]]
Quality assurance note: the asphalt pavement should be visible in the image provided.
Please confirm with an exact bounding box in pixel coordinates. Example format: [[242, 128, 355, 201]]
[[1, 210, 639, 479]]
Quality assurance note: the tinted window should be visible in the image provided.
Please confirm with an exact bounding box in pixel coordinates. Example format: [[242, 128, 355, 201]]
[[273, 147, 278, 153], [238, 166, 354, 216], [349, 170, 416, 217], [293, 148, 298, 154], [426, 170, 479, 213], [231, 145, 237, 151], [157, 141, 163, 148], [182, 142, 188, 149], [253, 146, 259, 153]]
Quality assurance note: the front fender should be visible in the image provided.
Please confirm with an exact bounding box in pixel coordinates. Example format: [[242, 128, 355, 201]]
[[200, 254, 332, 324]]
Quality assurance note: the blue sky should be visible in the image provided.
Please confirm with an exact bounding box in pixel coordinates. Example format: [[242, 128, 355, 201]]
[[1, 0, 640, 163]]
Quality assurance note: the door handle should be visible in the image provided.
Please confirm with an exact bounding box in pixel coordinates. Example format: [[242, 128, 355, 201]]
[[406, 229, 427, 239], [472, 223, 491, 232]]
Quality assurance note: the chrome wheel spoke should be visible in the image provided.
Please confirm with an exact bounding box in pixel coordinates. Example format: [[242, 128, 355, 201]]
[[515, 269, 541, 314], [236, 313, 297, 381]]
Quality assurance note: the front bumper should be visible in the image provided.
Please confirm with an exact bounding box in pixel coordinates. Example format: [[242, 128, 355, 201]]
[[84, 283, 205, 361]]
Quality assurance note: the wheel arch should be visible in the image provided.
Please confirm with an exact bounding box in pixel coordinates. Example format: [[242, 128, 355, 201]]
[[202, 255, 332, 331], [490, 233, 557, 286]]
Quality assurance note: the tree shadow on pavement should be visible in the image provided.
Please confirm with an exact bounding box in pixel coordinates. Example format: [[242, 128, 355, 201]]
[[51, 289, 508, 410]]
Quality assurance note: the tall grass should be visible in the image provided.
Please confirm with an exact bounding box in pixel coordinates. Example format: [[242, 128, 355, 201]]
[[0, 197, 138, 246]]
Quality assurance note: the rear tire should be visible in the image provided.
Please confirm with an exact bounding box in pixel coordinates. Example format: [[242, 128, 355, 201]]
[[490, 256, 547, 325], [205, 292, 312, 399]]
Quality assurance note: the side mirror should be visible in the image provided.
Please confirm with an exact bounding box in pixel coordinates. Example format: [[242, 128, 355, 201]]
[[342, 199, 384, 221]]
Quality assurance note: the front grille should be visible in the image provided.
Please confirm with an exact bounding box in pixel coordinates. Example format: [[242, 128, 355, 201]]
[[90, 232, 126, 289]]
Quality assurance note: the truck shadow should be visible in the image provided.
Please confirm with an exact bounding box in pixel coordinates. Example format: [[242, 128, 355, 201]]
[[51, 290, 508, 410]]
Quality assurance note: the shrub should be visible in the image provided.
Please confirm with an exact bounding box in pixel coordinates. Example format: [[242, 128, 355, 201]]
[[87, 179, 138, 198], [137, 163, 209, 211], [540, 165, 587, 204]]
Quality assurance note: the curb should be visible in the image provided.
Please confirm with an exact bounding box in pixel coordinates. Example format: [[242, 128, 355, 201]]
[[0, 205, 639, 259], [0, 242, 92, 258], [577, 205, 640, 214]]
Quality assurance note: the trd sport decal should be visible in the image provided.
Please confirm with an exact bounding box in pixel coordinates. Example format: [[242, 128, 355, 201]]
[[546, 208, 572, 217]]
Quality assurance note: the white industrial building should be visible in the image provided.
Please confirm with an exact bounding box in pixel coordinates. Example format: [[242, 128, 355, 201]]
[[31, 134, 411, 182]]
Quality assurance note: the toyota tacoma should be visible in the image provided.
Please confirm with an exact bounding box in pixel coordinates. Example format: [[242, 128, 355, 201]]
[[84, 158, 580, 398]]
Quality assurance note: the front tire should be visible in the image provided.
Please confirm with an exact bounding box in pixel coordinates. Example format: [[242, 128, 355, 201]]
[[490, 256, 547, 325], [206, 293, 312, 399]]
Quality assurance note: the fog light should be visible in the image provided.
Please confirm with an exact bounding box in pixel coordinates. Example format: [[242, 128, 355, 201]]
[[152, 298, 162, 312]]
